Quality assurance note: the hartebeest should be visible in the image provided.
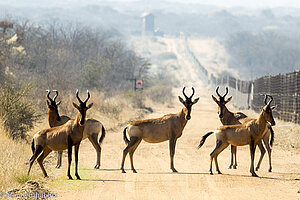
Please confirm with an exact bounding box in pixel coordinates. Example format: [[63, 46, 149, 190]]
[[212, 87, 274, 172], [198, 95, 276, 177], [46, 90, 106, 169], [46, 90, 71, 168], [121, 87, 199, 173], [28, 90, 93, 179]]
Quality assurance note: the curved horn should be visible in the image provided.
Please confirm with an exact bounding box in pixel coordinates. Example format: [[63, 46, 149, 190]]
[[52, 90, 58, 101], [76, 89, 83, 104], [190, 87, 195, 98], [216, 86, 222, 98], [46, 90, 52, 101], [83, 90, 90, 103], [223, 87, 229, 98], [182, 87, 188, 99], [264, 95, 268, 105], [267, 95, 273, 106]]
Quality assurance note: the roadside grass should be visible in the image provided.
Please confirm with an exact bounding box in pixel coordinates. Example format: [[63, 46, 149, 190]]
[[0, 127, 32, 191], [14, 173, 31, 184]]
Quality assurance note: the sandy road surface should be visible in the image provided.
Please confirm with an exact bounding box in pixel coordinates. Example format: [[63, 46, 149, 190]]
[[46, 87, 300, 200]]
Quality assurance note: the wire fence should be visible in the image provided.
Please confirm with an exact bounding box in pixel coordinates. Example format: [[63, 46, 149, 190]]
[[209, 70, 300, 124], [252, 71, 300, 124]]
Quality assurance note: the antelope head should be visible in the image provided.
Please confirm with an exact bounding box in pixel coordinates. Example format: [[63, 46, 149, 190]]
[[46, 90, 61, 121], [212, 86, 232, 119], [178, 87, 199, 120], [262, 95, 276, 126], [72, 89, 93, 126]]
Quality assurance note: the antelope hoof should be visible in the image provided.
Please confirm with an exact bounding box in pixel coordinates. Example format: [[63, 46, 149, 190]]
[[121, 169, 126, 173], [210, 171, 213, 175], [228, 164, 233, 169], [68, 175, 73, 180], [251, 172, 258, 177], [233, 165, 237, 169], [76, 174, 81, 180], [268, 168, 272, 172], [172, 168, 178, 173], [56, 164, 61, 169], [217, 171, 222, 174], [255, 167, 259, 171], [132, 169, 137, 173], [94, 164, 100, 169]]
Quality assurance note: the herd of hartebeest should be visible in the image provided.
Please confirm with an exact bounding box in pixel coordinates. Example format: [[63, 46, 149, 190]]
[[27, 87, 276, 179]]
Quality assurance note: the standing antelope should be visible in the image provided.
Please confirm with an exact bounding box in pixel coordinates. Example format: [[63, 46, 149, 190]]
[[212, 87, 274, 172], [198, 95, 276, 177], [121, 87, 199, 173], [46, 90, 106, 169], [46, 90, 71, 168], [28, 90, 93, 179]]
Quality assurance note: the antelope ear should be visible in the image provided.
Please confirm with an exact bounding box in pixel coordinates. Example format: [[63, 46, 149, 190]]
[[87, 103, 93, 109], [46, 100, 50, 106], [212, 95, 218, 104], [193, 97, 200, 104], [72, 102, 80, 110], [271, 105, 276, 110], [225, 96, 232, 104], [56, 101, 61, 106], [178, 96, 185, 104]]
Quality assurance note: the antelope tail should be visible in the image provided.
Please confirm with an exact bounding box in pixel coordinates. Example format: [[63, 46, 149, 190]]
[[198, 132, 214, 149], [31, 138, 35, 154], [99, 125, 106, 144], [268, 125, 275, 147], [123, 127, 130, 145]]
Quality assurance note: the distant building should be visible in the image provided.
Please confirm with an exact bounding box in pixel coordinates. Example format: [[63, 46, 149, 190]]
[[142, 12, 154, 36]]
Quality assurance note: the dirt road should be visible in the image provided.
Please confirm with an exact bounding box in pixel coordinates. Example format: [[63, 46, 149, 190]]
[[46, 87, 299, 200]]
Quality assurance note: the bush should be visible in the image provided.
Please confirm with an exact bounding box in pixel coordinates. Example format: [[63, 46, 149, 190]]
[[145, 85, 173, 104], [0, 82, 41, 140], [97, 101, 124, 120], [124, 90, 145, 109]]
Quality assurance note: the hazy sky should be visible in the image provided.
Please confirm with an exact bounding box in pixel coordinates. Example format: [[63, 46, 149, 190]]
[[1, 0, 300, 9], [169, 0, 300, 8]]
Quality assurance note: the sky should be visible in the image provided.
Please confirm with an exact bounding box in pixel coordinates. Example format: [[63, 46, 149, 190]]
[[1, 0, 300, 9], [169, 0, 300, 8]]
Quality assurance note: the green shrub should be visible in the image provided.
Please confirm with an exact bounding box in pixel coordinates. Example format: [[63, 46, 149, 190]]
[[0, 82, 41, 140], [14, 173, 31, 184]]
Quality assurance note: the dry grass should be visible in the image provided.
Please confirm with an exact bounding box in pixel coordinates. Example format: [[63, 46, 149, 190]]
[[0, 125, 32, 191], [0, 116, 60, 192], [92, 91, 154, 130]]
